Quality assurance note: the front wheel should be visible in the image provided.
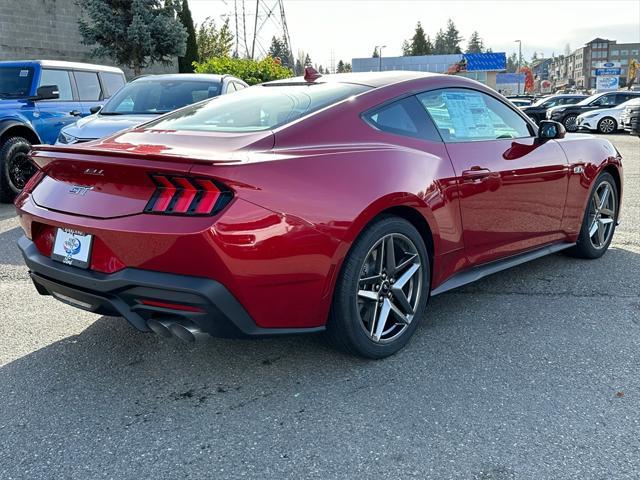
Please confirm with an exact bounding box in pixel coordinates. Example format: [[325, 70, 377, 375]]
[[563, 114, 578, 132], [0, 136, 35, 203], [327, 216, 430, 358], [570, 172, 618, 259]]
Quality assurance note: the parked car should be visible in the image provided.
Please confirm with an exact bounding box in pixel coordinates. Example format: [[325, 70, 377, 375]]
[[56, 74, 248, 145], [546, 90, 640, 132], [520, 94, 588, 124], [0, 60, 125, 202], [16, 71, 622, 358], [509, 98, 533, 107], [576, 98, 639, 133], [620, 98, 640, 136]]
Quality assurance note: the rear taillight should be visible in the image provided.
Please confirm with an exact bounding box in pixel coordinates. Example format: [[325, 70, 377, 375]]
[[144, 174, 232, 216]]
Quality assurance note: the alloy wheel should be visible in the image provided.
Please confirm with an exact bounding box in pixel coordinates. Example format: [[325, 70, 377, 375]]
[[356, 233, 423, 343], [588, 180, 616, 249], [598, 118, 616, 134], [564, 115, 578, 132], [7, 150, 36, 191]]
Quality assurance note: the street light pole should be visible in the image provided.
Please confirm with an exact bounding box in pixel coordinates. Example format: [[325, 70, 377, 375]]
[[515, 39, 522, 94], [376, 45, 386, 72]]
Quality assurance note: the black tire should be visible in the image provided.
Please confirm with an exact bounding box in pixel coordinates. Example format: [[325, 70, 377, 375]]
[[597, 117, 617, 134], [563, 114, 578, 132], [569, 171, 618, 259], [0, 136, 34, 203], [327, 215, 430, 359]]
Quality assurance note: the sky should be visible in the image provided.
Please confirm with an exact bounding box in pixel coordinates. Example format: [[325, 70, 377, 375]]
[[188, 0, 640, 69]]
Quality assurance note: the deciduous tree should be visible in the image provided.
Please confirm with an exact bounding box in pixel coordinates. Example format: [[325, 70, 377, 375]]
[[196, 17, 234, 61]]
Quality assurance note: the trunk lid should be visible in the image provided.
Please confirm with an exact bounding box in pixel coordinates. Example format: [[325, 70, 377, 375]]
[[30, 129, 273, 219]]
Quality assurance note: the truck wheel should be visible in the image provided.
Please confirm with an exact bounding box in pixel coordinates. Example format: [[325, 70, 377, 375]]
[[0, 136, 34, 203]]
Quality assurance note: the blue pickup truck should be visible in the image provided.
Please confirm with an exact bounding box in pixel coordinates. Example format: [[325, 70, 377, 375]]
[[0, 60, 125, 202]]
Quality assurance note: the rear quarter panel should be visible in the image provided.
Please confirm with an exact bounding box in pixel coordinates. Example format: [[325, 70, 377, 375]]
[[555, 134, 623, 239]]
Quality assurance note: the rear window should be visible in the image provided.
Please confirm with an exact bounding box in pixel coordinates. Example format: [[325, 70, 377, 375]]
[[101, 79, 222, 115], [0, 67, 34, 98], [100, 72, 125, 97], [146, 82, 370, 132]]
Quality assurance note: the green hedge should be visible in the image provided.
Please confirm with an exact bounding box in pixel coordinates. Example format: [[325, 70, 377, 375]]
[[193, 57, 293, 85]]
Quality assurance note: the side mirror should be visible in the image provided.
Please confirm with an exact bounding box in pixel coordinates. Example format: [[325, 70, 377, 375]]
[[538, 120, 566, 140], [34, 85, 59, 100], [89, 105, 102, 114]]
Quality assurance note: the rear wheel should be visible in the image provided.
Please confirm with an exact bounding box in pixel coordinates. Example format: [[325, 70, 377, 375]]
[[0, 136, 35, 203], [563, 114, 578, 132], [597, 117, 617, 134], [570, 172, 618, 259], [327, 216, 430, 358]]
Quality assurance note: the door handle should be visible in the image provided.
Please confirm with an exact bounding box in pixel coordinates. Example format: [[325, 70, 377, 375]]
[[462, 167, 493, 179], [69, 110, 81, 116]]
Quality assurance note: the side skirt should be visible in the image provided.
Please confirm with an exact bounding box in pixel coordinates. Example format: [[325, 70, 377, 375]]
[[430, 242, 575, 296]]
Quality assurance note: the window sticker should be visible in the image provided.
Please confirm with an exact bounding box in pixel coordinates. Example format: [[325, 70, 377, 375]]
[[441, 92, 495, 139], [19, 69, 29, 77]]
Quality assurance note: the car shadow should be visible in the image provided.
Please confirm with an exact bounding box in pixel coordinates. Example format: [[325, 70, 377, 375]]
[[0, 226, 25, 267]]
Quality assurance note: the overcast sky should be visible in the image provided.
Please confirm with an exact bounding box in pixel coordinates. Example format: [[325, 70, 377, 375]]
[[188, 0, 640, 68]]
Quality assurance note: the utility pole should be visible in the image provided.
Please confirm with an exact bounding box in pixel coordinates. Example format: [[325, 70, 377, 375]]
[[515, 39, 522, 94], [251, 0, 259, 59], [376, 45, 386, 72]]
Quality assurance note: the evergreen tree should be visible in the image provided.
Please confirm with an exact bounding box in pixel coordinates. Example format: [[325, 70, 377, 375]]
[[372, 47, 380, 58], [465, 31, 484, 54], [409, 22, 432, 56], [177, 0, 198, 72], [444, 19, 462, 54], [336, 60, 345, 73], [295, 59, 303, 76], [78, 0, 187, 76], [344, 63, 352, 72], [433, 29, 446, 54], [401, 40, 412, 56], [267, 36, 293, 69], [196, 17, 234, 61], [506, 52, 519, 73], [304, 53, 312, 67]]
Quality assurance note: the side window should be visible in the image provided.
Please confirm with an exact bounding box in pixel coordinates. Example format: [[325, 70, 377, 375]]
[[74, 71, 102, 101], [363, 96, 441, 142], [592, 94, 616, 107], [417, 88, 532, 142], [38, 69, 73, 101], [225, 82, 237, 93], [543, 98, 558, 108], [100, 72, 125, 98], [234, 82, 246, 91]]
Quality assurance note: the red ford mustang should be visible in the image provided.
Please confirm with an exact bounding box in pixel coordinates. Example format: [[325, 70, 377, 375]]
[[15, 71, 622, 358]]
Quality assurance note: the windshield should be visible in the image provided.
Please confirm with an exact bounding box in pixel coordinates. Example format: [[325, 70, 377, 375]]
[[147, 82, 370, 132], [101, 79, 222, 115], [576, 93, 605, 106], [0, 67, 34, 99]]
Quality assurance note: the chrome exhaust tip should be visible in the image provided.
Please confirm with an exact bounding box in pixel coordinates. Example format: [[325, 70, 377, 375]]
[[146, 318, 174, 338], [169, 320, 207, 343]]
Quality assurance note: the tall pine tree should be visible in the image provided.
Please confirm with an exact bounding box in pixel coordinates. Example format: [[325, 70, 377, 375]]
[[433, 29, 446, 54], [444, 19, 462, 54], [465, 31, 484, 54], [178, 0, 198, 72]]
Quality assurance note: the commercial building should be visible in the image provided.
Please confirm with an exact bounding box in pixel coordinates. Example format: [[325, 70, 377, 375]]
[[549, 38, 640, 91], [352, 52, 507, 90], [0, 0, 176, 77]]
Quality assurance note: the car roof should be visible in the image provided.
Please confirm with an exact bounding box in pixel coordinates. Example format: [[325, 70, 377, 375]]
[[266, 71, 437, 88], [0, 60, 124, 73], [130, 73, 233, 83]]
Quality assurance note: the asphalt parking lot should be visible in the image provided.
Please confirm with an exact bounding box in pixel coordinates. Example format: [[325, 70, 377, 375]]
[[0, 134, 638, 479]]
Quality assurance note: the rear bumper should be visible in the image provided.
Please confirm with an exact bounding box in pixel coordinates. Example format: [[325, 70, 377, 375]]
[[18, 236, 324, 338]]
